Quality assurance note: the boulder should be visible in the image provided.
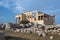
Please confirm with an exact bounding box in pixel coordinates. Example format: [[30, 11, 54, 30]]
[[50, 36, 54, 39]]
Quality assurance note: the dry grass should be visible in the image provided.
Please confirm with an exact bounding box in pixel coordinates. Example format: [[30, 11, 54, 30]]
[[3, 30, 60, 40]]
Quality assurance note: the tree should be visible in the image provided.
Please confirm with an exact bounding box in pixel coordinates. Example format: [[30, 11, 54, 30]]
[[20, 19, 30, 24]]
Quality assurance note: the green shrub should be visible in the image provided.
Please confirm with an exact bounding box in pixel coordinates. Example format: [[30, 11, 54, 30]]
[[20, 19, 30, 24]]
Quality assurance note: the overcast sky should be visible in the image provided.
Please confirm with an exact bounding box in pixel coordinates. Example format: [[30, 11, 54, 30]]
[[0, 0, 60, 24]]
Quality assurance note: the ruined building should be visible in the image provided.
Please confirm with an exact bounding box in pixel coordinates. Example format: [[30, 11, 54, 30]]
[[15, 10, 55, 25]]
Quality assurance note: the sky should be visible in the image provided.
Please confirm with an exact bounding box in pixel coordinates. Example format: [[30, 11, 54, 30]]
[[0, 0, 60, 24]]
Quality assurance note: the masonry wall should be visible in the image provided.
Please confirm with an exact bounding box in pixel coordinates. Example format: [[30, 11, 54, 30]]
[[37, 13, 44, 25], [16, 11, 55, 25], [44, 15, 55, 25], [24, 11, 34, 23]]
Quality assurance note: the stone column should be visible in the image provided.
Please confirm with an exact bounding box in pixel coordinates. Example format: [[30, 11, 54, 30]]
[[16, 17, 17, 24], [43, 15, 45, 25], [40, 16, 41, 20]]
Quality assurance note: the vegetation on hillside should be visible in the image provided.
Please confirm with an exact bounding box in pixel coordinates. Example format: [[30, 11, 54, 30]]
[[20, 19, 30, 24]]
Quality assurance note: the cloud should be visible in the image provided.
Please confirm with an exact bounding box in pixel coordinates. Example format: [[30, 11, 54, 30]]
[[0, 0, 25, 13], [14, 6, 24, 13], [0, 1, 3, 5], [0, 0, 10, 8], [43, 9, 60, 14], [0, 0, 33, 13]]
